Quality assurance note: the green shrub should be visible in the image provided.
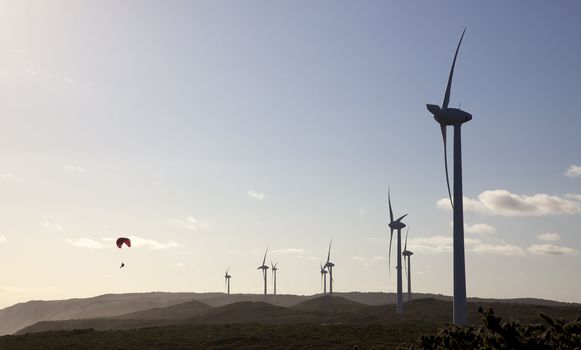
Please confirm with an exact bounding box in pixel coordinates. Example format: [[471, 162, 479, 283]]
[[403, 307, 581, 350]]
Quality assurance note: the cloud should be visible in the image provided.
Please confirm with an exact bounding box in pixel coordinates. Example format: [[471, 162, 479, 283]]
[[408, 236, 525, 256], [0, 235, 6, 243], [437, 196, 487, 213], [248, 189, 266, 200], [106, 173, 127, 182], [1, 173, 18, 182], [565, 165, 581, 177], [128, 236, 184, 250], [407, 236, 453, 253], [62, 165, 85, 173], [272, 248, 306, 254], [353, 256, 365, 261], [169, 217, 208, 231], [527, 244, 577, 256], [537, 233, 561, 242], [438, 190, 581, 216], [464, 223, 497, 235], [177, 262, 185, 268], [65, 238, 104, 249], [44, 221, 63, 232], [469, 243, 526, 256], [359, 208, 367, 215], [372, 256, 385, 261], [566, 194, 581, 201]]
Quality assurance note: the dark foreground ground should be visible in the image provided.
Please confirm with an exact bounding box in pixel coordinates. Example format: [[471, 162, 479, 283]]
[[0, 323, 432, 350]]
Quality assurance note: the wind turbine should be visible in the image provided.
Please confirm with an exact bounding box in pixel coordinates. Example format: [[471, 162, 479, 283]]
[[388, 189, 407, 315], [271, 261, 278, 296], [320, 262, 328, 295], [323, 239, 335, 296], [257, 247, 269, 299], [426, 28, 472, 325], [402, 225, 413, 301], [224, 267, 231, 295]]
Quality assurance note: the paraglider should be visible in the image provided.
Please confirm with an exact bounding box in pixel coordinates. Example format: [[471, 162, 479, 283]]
[[116, 237, 131, 268]]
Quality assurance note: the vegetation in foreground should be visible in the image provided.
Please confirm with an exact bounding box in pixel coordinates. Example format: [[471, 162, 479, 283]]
[[403, 307, 581, 350], [2, 307, 581, 350], [0, 323, 434, 350]]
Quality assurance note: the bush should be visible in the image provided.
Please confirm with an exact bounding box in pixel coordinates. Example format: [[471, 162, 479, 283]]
[[403, 307, 581, 350]]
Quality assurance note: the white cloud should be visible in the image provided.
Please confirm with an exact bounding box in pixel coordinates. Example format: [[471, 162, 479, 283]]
[[169, 217, 208, 231], [437, 196, 487, 213], [106, 173, 127, 182], [565, 165, 581, 177], [248, 189, 266, 200], [43, 221, 63, 232], [537, 233, 561, 242], [62, 165, 85, 173], [408, 235, 525, 256], [65, 238, 104, 249], [353, 256, 365, 261], [464, 223, 497, 235], [372, 256, 385, 261], [272, 248, 306, 254], [527, 244, 577, 256], [438, 190, 581, 216], [407, 236, 453, 253], [469, 243, 526, 256], [566, 194, 581, 201], [0, 235, 7, 243], [177, 262, 185, 268], [359, 208, 367, 215], [128, 236, 184, 250], [1, 173, 18, 182]]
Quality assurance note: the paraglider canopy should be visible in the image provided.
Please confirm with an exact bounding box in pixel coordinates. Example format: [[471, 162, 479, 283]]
[[116, 237, 131, 249]]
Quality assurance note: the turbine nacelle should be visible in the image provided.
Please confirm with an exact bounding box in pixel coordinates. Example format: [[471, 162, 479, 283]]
[[427, 104, 472, 125], [402, 250, 413, 257], [324, 262, 335, 268], [257, 265, 269, 270]]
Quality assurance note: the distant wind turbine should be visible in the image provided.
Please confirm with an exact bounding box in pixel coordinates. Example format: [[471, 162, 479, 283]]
[[257, 247, 269, 299], [426, 28, 472, 325], [388, 188, 407, 315], [402, 225, 414, 301], [224, 267, 231, 295], [324, 239, 335, 296], [271, 261, 278, 296], [320, 262, 328, 295]]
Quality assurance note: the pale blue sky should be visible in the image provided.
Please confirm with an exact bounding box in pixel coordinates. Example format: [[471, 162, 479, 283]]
[[0, 1, 580, 308]]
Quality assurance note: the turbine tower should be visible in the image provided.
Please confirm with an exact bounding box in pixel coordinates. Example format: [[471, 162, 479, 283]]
[[388, 189, 407, 315], [224, 267, 231, 295], [257, 247, 269, 299], [271, 261, 278, 296], [320, 262, 328, 295], [323, 239, 335, 296], [402, 226, 414, 301], [426, 28, 472, 325]]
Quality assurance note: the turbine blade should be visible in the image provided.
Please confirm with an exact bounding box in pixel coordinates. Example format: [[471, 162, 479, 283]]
[[388, 228, 394, 276], [396, 214, 408, 222], [226, 266, 230, 275], [388, 188, 394, 222], [442, 28, 466, 109], [327, 239, 332, 263], [263, 246, 268, 266], [321, 271, 323, 291], [404, 255, 408, 278], [441, 125, 454, 209], [404, 225, 410, 251]]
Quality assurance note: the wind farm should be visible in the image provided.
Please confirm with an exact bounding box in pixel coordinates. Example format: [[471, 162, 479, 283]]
[[2, 1, 581, 349]]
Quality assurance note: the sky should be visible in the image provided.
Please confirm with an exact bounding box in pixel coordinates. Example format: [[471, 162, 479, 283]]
[[0, 0, 581, 309]]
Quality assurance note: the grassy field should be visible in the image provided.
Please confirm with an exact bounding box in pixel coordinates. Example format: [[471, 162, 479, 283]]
[[0, 323, 434, 350]]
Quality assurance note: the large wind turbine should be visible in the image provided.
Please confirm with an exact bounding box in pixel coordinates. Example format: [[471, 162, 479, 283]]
[[320, 262, 328, 295], [271, 261, 278, 296], [388, 189, 407, 315], [402, 226, 413, 301], [324, 240, 335, 296], [224, 267, 231, 295], [426, 28, 472, 325], [257, 247, 269, 299]]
